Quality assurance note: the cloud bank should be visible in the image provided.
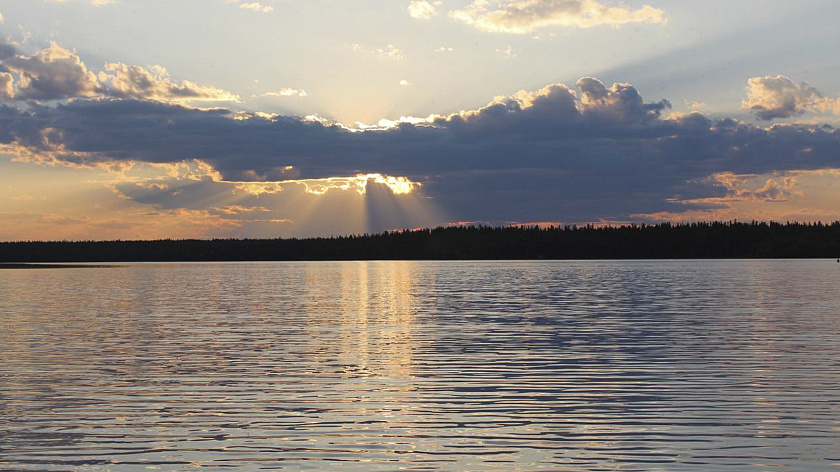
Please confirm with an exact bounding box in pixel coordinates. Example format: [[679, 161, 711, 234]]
[[2, 63, 840, 226], [2, 39, 840, 230]]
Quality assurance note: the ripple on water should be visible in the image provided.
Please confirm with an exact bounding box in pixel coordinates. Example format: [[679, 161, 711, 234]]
[[1, 260, 840, 471]]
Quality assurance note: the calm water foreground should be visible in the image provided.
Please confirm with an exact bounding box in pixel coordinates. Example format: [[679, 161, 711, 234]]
[[1, 260, 839, 472]]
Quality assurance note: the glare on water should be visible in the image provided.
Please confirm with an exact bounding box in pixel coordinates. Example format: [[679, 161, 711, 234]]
[[1, 260, 840, 471]]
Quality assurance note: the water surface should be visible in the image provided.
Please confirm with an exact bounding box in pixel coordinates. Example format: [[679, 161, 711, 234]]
[[2, 260, 839, 471]]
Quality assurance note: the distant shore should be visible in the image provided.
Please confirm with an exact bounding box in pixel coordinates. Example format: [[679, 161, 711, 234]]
[[0, 263, 117, 269], [2, 222, 839, 262]]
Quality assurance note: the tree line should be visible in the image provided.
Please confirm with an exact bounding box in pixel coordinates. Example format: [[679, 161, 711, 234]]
[[2, 221, 840, 262]]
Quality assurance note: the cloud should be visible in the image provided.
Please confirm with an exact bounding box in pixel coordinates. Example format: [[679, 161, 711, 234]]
[[408, 0, 440, 19], [350, 43, 404, 60], [2, 42, 100, 100], [399, 80, 412, 86], [49, 0, 116, 5], [576, 77, 670, 124], [743, 76, 821, 120], [449, 0, 664, 34], [684, 100, 707, 110], [743, 75, 840, 120], [0, 42, 16, 59], [679, 172, 802, 204], [434, 46, 454, 53], [239, 2, 273, 13], [262, 87, 307, 98], [496, 45, 516, 57], [225, 0, 273, 13], [80, 160, 432, 237], [0, 73, 13, 99], [98, 63, 239, 102], [632, 169, 840, 224], [2, 76, 840, 226], [0, 41, 238, 103]]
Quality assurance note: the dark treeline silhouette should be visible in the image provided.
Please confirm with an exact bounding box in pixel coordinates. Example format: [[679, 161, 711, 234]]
[[2, 221, 840, 262]]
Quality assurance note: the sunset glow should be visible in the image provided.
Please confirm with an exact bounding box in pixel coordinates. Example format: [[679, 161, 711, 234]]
[[1, 0, 840, 239], [3, 4, 840, 470]]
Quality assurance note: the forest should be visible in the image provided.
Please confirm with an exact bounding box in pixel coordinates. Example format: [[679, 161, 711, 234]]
[[1, 221, 839, 262]]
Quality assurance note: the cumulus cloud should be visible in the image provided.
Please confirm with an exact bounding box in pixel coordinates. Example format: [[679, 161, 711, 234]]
[[2, 76, 840, 225], [98, 63, 239, 102], [2, 42, 99, 100], [743, 75, 840, 120], [576, 77, 670, 124], [449, 0, 664, 34], [408, 0, 440, 19], [0, 41, 238, 103], [743, 76, 822, 120]]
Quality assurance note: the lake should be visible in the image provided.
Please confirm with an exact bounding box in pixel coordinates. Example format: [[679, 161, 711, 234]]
[[1, 260, 839, 471]]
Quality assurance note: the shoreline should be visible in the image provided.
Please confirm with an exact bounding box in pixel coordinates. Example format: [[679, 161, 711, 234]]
[[0, 263, 118, 269]]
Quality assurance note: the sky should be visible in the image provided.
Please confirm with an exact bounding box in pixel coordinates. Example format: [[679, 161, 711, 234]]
[[1, 0, 840, 240]]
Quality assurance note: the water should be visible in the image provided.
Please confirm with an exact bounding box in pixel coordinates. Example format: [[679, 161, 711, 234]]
[[1, 260, 839, 471]]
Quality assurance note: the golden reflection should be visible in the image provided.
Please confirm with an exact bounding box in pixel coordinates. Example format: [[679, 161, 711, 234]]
[[339, 261, 370, 375], [333, 261, 416, 383], [378, 261, 415, 380], [296, 260, 420, 438]]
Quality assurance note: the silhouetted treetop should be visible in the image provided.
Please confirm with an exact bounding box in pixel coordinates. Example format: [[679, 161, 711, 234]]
[[1, 221, 839, 262]]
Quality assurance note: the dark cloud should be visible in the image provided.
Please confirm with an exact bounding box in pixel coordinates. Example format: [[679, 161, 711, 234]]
[[0, 42, 17, 60], [0, 72, 12, 100], [1, 77, 839, 223]]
